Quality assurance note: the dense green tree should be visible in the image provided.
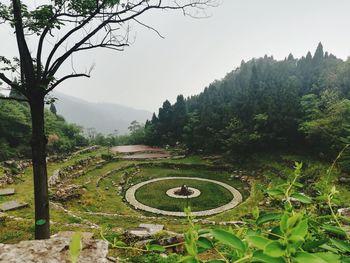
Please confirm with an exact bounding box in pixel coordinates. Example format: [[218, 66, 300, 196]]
[[49, 103, 57, 115], [144, 44, 350, 163]]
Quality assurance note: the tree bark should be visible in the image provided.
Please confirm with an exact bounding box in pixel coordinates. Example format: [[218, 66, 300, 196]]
[[29, 95, 50, 239]]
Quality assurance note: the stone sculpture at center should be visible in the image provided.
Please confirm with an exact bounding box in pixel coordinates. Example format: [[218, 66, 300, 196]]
[[174, 184, 194, 196]]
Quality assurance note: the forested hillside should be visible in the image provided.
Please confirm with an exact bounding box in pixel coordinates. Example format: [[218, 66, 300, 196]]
[[144, 43, 350, 161], [0, 98, 87, 160]]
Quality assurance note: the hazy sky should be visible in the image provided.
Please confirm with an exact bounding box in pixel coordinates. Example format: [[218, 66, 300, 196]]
[[1, 0, 350, 112]]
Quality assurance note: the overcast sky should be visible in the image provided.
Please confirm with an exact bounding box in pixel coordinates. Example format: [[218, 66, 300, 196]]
[[1, 0, 350, 112]]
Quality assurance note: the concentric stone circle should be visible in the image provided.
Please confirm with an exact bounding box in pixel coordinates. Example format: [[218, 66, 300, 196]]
[[125, 177, 243, 217], [166, 187, 201, 199]]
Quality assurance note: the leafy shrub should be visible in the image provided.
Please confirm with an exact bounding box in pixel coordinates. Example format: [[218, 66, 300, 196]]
[[178, 162, 350, 262], [101, 153, 114, 161]]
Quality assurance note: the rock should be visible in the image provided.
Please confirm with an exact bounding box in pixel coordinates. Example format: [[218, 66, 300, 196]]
[[139, 224, 164, 235], [339, 177, 350, 183], [338, 208, 350, 218], [53, 231, 94, 242], [51, 184, 81, 201], [0, 236, 108, 263], [125, 224, 164, 240], [125, 227, 151, 239], [158, 234, 184, 253], [48, 169, 61, 187], [0, 201, 28, 212], [0, 188, 15, 196]]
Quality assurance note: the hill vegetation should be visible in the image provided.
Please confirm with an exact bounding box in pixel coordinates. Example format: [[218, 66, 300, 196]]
[[0, 98, 87, 160], [143, 43, 350, 165]]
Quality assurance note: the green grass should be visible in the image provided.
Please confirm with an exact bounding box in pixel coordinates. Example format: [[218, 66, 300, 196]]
[[1, 148, 350, 250], [135, 179, 233, 212]]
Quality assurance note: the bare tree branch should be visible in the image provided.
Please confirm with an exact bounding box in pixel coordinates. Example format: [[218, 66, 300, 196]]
[[46, 73, 90, 94], [0, 72, 14, 86]]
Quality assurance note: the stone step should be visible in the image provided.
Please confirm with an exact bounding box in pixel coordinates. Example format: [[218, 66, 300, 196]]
[[0, 188, 15, 196], [0, 201, 28, 212]]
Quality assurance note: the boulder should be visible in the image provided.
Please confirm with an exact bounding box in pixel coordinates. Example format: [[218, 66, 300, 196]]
[[0, 236, 109, 263], [48, 170, 61, 187], [51, 184, 81, 201]]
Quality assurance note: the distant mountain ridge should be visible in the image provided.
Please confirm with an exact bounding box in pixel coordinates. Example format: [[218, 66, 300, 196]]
[[53, 92, 151, 135]]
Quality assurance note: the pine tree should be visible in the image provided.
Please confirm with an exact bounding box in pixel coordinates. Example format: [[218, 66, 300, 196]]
[[49, 103, 57, 115]]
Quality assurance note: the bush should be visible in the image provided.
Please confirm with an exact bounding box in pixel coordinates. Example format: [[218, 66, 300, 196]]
[[101, 153, 114, 161]]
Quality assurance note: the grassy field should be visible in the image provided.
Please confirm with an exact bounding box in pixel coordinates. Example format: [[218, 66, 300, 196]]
[[1, 148, 349, 263]]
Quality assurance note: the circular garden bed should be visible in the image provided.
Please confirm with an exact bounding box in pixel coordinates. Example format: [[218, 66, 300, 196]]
[[125, 177, 243, 216]]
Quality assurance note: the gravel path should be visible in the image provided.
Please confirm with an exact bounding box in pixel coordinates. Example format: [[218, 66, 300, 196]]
[[125, 177, 243, 217]]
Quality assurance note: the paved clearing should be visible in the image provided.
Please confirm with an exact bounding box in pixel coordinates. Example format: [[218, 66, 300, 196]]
[[121, 153, 170, 160], [111, 145, 165, 153]]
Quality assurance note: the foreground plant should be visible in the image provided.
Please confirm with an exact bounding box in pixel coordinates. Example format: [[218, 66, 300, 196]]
[[179, 162, 350, 262]]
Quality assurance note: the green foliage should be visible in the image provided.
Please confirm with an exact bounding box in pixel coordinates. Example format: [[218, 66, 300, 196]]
[[0, 100, 87, 160], [176, 162, 350, 262], [143, 44, 350, 165]]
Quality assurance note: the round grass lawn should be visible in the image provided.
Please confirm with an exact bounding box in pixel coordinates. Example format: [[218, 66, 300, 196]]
[[134, 178, 233, 212]]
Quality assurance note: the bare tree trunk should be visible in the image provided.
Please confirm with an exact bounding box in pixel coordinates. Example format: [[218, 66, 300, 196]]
[[29, 95, 50, 239]]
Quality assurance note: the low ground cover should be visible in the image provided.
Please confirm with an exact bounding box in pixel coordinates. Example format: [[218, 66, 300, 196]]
[[0, 148, 350, 262]]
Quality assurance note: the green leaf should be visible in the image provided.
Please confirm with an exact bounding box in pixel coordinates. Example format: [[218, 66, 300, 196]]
[[114, 240, 127, 247], [290, 219, 308, 241], [266, 188, 284, 197], [291, 193, 312, 204], [269, 226, 283, 240], [314, 252, 341, 262], [264, 241, 286, 258], [256, 213, 282, 226], [178, 256, 199, 263], [207, 260, 226, 263], [303, 239, 328, 251], [246, 235, 271, 250], [280, 213, 288, 233], [330, 239, 350, 252], [148, 244, 165, 252], [198, 229, 210, 236], [323, 225, 347, 237], [287, 213, 302, 229], [320, 244, 339, 253], [211, 229, 245, 252], [292, 182, 304, 188], [252, 251, 286, 263], [197, 237, 213, 249], [36, 219, 46, 226], [341, 257, 350, 263], [294, 252, 332, 263], [69, 232, 81, 263]]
